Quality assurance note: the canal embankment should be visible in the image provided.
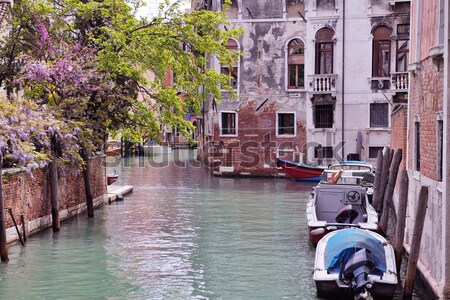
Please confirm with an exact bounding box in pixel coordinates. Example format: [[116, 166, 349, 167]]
[[2, 155, 133, 245]]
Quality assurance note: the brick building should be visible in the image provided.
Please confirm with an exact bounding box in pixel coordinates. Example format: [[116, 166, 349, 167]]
[[195, 0, 409, 176], [398, 0, 450, 297]]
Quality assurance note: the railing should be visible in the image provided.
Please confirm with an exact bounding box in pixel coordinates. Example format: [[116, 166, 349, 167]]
[[308, 74, 337, 94], [390, 72, 409, 92]]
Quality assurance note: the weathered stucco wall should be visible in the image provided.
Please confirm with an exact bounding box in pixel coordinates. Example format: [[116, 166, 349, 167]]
[[3, 155, 107, 243]]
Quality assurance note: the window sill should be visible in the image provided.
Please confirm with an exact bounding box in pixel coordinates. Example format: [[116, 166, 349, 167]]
[[311, 127, 335, 132], [276, 134, 296, 138], [219, 134, 238, 138], [368, 127, 390, 132], [286, 88, 306, 92]]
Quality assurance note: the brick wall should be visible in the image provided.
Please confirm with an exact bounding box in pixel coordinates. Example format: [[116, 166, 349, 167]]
[[391, 105, 407, 170], [408, 58, 444, 180], [206, 100, 307, 177], [3, 155, 107, 237]]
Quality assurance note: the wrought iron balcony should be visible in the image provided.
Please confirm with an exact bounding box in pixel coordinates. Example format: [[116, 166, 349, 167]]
[[390, 72, 408, 92], [308, 74, 337, 94]]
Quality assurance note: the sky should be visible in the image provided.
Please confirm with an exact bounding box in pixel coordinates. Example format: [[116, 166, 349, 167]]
[[136, 0, 191, 19]]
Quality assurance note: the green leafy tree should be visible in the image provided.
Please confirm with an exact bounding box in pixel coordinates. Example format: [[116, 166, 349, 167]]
[[0, 0, 242, 217]]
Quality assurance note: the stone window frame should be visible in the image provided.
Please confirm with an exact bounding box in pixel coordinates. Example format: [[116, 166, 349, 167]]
[[372, 25, 392, 78], [276, 111, 296, 137], [285, 37, 306, 91], [220, 38, 240, 93], [314, 27, 335, 75], [220, 111, 238, 137]]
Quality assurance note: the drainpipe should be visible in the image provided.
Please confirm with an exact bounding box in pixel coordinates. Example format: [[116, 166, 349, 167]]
[[341, 0, 346, 160]]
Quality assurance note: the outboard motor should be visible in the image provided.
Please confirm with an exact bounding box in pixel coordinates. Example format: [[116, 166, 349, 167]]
[[343, 249, 375, 300], [335, 205, 359, 223]]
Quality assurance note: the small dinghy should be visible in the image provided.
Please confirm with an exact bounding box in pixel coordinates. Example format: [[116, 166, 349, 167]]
[[313, 228, 397, 300]]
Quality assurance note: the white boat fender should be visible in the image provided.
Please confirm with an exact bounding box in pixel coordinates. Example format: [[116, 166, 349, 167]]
[[310, 228, 325, 236]]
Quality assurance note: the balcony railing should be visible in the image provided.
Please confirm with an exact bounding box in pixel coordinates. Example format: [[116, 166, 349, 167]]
[[308, 74, 337, 94], [390, 72, 409, 92]]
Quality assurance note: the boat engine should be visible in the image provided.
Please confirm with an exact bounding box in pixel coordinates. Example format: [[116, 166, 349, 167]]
[[335, 205, 359, 223], [342, 248, 375, 300]]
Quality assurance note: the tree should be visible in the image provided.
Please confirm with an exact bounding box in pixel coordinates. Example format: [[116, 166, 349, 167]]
[[0, 98, 83, 261], [0, 0, 242, 217]]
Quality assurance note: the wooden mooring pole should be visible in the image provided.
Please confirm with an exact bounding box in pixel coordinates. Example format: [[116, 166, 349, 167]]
[[0, 154, 9, 262], [20, 215, 26, 242], [377, 147, 392, 212], [403, 186, 429, 300], [372, 149, 383, 208], [379, 149, 402, 233], [394, 170, 408, 275], [49, 144, 60, 232]]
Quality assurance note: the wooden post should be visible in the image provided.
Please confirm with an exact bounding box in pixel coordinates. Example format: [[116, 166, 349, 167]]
[[0, 154, 9, 261], [49, 143, 60, 232], [394, 170, 408, 275], [377, 147, 391, 212], [82, 149, 94, 218], [372, 150, 383, 208], [403, 186, 429, 300], [379, 149, 402, 232], [20, 215, 26, 242]]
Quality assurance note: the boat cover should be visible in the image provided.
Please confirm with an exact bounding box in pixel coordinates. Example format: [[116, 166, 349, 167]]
[[324, 228, 386, 274]]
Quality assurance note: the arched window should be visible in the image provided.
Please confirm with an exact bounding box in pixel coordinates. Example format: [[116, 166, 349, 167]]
[[372, 26, 391, 77], [287, 39, 305, 89], [221, 39, 239, 90], [315, 28, 334, 74]]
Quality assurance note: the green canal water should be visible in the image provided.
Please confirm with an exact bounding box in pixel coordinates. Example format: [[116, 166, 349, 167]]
[[0, 151, 431, 299]]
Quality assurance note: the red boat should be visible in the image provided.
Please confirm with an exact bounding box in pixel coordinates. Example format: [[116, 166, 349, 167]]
[[277, 158, 327, 181], [107, 174, 119, 185]]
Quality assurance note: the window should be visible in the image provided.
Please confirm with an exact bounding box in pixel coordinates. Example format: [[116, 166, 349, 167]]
[[287, 39, 305, 89], [437, 119, 443, 181], [370, 103, 389, 127], [396, 40, 409, 72], [396, 24, 410, 72], [314, 104, 333, 128], [369, 147, 383, 159], [315, 28, 334, 74], [277, 113, 295, 136], [221, 112, 237, 136], [314, 146, 333, 159], [372, 26, 391, 77], [414, 120, 420, 171], [221, 39, 239, 90]]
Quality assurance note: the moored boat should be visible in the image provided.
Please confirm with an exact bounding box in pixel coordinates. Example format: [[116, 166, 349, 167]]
[[313, 228, 397, 299], [306, 183, 378, 246], [276, 158, 327, 181]]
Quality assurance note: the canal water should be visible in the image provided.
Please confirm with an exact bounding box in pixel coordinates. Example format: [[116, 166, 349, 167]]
[[0, 150, 431, 299]]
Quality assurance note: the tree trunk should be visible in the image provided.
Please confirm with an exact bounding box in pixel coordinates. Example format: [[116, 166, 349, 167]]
[[0, 154, 9, 261], [82, 149, 94, 218], [49, 144, 60, 232]]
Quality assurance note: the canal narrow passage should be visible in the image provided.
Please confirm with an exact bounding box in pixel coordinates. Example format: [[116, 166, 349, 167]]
[[0, 150, 430, 299]]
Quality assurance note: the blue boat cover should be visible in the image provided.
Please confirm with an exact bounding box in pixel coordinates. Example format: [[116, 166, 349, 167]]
[[324, 228, 386, 273]]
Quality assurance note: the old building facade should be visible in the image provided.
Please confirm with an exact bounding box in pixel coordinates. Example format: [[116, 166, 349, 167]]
[[196, 0, 409, 176], [399, 0, 450, 297]]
